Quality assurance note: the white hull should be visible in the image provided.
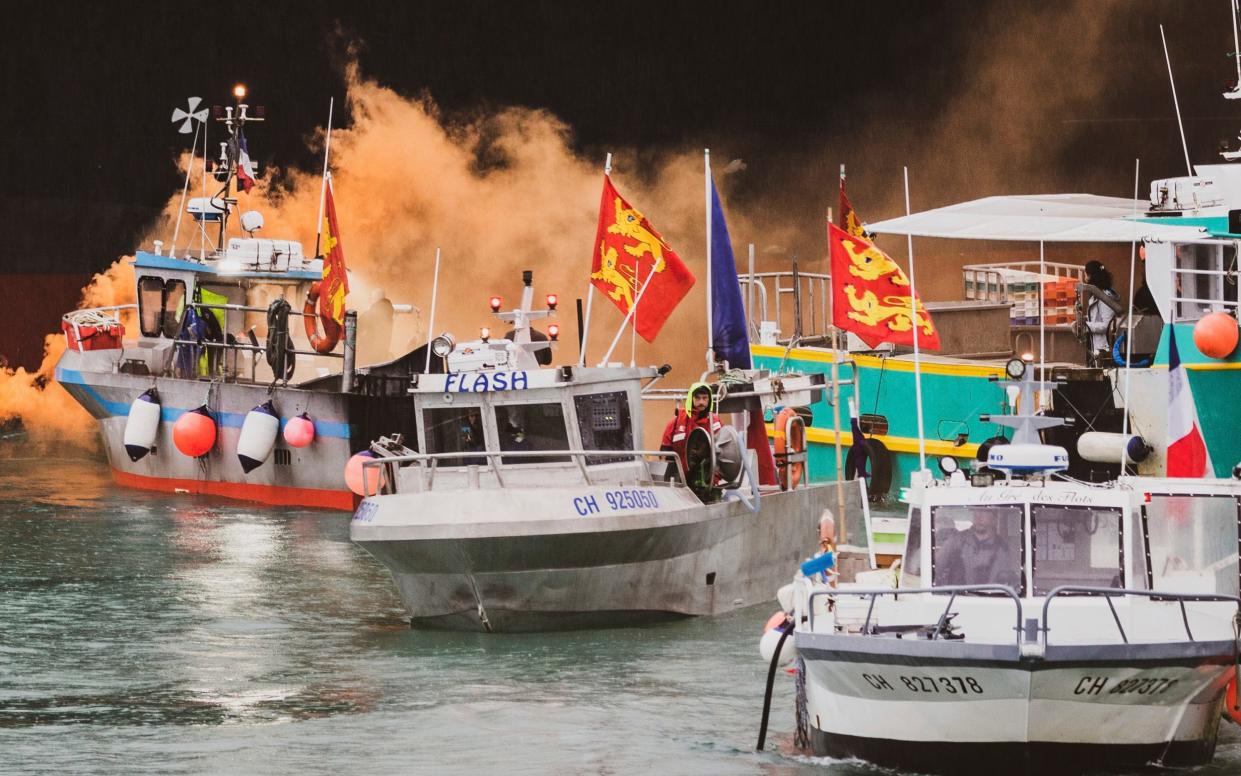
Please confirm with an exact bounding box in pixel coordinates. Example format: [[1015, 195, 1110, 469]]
[[797, 631, 1234, 773]]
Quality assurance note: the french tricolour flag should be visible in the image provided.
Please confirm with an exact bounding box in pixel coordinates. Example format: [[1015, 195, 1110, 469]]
[[236, 131, 257, 193], [1167, 328, 1213, 477]]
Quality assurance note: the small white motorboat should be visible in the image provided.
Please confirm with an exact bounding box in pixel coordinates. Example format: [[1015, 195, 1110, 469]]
[[767, 358, 1241, 774]]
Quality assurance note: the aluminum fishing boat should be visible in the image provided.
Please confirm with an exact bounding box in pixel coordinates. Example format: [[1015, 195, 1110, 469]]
[[350, 273, 867, 631]]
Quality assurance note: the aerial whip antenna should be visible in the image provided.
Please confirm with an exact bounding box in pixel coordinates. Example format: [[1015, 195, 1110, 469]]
[[1228, 0, 1241, 99], [1159, 23, 1194, 177]]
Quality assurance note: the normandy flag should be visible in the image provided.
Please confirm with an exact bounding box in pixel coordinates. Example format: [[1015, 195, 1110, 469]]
[[828, 223, 940, 350], [839, 175, 868, 238], [319, 175, 349, 326], [590, 175, 695, 341]]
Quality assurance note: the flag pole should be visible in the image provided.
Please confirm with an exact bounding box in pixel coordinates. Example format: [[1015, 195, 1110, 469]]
[[705, 148, 715, 370], [423, 247, 442, 375], [199, 118, 208, 261], [903, 167, 927, 474], [599, 263, 660, 366], [828, 195, 846, 543], [314, 97, 335, 258], [580, 153, 610, 367], [1121, 158, 1140, 468]]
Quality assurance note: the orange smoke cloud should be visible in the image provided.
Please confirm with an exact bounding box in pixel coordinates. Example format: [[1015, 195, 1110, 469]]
[[0, 257, 135, 447]]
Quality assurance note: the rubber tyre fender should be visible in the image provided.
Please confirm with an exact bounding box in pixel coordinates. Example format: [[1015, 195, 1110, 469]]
[[845, 437, 892, 499]]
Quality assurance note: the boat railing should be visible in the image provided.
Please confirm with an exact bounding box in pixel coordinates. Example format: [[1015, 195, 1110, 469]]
[[360, 449, 688, 495], [738, 271, 832, 344], [1168, 263, 1241, 323], [1040, 585, 1241, 646], [808, 584, 1024, 645]]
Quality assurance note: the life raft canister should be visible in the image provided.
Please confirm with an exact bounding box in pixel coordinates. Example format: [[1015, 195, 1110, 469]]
[[304, 281, 342, 354], [123, 388, 161, 462], [237, 400, 280, 474], [773, 407, 806, 491]]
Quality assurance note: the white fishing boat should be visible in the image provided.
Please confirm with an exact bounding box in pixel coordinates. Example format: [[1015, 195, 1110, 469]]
[[766, 357, 1241, 774], [349, 270, 865, 631]]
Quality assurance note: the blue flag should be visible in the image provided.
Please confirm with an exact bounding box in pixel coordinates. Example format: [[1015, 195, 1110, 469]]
[[710, 179, 751, 369]]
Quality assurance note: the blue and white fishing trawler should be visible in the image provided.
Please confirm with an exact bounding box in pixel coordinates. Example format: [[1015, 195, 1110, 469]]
[[55, 89, 423, 509]]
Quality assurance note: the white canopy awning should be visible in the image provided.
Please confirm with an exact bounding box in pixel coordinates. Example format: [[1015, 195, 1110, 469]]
[[867, 194, 1210, 243]]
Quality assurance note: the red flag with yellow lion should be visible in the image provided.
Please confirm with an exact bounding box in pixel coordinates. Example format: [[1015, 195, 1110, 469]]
[[829, 223, 940, 350], [590, 175, 695, 342]]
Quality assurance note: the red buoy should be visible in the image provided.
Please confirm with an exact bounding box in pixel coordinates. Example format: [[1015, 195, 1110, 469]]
[[1192, 312, 1239, 359], [173, 405, 216, 458]]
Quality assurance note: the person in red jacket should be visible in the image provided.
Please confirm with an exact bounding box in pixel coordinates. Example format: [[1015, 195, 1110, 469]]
[[660, 382, 722, 483]]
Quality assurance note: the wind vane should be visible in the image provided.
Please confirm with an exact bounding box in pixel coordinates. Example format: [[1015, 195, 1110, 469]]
[[170, 96, 209, 134]]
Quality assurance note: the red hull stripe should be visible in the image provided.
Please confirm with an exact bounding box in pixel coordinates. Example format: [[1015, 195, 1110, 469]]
[[111, 468, 357, 510]]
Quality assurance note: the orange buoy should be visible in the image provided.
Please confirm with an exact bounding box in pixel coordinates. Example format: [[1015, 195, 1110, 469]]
[[345, 451, 379, 496], [1192, 312, 1239, 359], [172, 405, 216, 458]]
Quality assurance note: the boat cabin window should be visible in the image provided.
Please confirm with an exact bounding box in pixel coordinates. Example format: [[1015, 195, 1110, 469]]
[[423, 406, 486, 465], [931, 505, 1024, 593], [901, 506, 923, 588], [1031, 506, 1122, 595], [493, 402, 570, 464], [138, 276, 188, 338], [1174, 243, 1238, 322], [1145, 495, 1239, 597], [574, 391, 634, 464]]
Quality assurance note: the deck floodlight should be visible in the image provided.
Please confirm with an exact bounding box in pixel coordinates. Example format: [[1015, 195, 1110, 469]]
[[546, 293, 558, 310], [430, 333, 456, 357], [1005, 358, 1026, 380], [233, 84, 247, 100], [937, 455, 959, 476], [480, 327, 491, 342], [489, 295, 502, 313], [548, 323, 560, 341]]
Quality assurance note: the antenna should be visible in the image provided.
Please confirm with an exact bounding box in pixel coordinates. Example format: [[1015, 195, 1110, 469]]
[[1160, 23, 1194, 177], [1229, 0, 1241, 99], [168, 97, 207, 254]]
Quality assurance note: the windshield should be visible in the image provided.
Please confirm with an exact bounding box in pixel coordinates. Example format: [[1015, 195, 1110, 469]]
[[1031, 506, 1123, 595], [1145, 495, 1239, 597], [931, 505, 1024, 593], [493, 402, 570, 464]]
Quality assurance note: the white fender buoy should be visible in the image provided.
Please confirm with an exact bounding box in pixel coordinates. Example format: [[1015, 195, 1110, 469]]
[[123, 388, 161, 462], [238, 400, 280, 473], [759, 625, 797, 667]]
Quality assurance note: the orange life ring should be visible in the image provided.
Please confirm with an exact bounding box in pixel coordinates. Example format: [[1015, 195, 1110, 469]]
[[774, 407, 806, 490], [304, 281, 341, 354], [1226, 676, 1241, 726]]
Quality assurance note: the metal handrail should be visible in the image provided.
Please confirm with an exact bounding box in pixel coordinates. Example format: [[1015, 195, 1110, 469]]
[[1040, 585, 1241, 646], [360, 448, 689, 495], [738, 271, 832, 341], [807, 584, 1024, 646]]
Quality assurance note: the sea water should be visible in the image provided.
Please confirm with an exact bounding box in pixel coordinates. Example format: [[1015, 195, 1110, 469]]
[[1, 455, 1238, 775]]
